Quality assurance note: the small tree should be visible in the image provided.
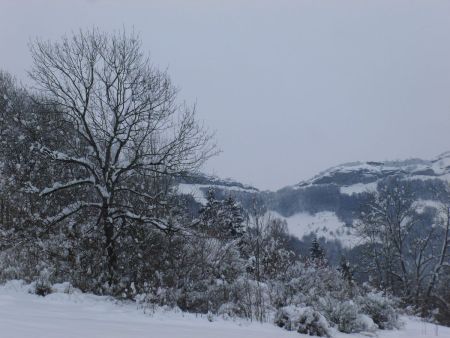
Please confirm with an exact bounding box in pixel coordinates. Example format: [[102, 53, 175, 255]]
[[222, 196, 246, 238], [338, 256, 354, 287], [310, 237, 325, 262]]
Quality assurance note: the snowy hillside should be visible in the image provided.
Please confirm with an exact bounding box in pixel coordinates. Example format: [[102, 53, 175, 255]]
[[179, 153, 450, 247], [294, 152, 450, 189], [269, 211, 359, 248], [1, 281, 449, 338], [178, 182, 258, 204]]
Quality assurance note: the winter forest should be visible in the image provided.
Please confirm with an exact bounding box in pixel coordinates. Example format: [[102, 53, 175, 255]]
[[1, 28, 450, 338]]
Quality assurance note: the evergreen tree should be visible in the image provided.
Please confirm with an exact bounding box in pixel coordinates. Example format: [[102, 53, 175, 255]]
[[309, 236, 325, 261], [199, 189, 245, 239], [198, 189, 221, 228], [222, 196, 245, 238], [338, 256, 354, 286]]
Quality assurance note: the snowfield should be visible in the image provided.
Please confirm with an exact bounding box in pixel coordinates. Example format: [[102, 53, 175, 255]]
[[339, 182, 377, 195], [0, 281, 296, 338], [1, 281, 449, 338], [269, 211, 360, 248]]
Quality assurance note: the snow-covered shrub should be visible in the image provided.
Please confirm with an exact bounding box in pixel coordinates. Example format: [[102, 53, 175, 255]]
[[33, 280, 53, 297], [226, 277, 272, 321], [355, 314, 379, 332], [275, 306, 331, 337], [358, 292, 399, 329], [275, 305, 300, 330], [295, 308, 331, 337], [318, 297, 377, 333], [136, 285, 180, 311], [217, 302, 240, 319], [283, 261, 351, 307], [0, 251, 21, 282], [0, 243, 46, 284], [31, 268, 53, 297], [267, 280, 292, 309], [52, 282, 78, 294]]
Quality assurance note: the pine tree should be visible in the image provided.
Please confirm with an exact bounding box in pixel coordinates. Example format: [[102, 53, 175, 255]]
[[222, 196, 245, 238], [309, 236, 325, 261], [199, 189, 245, 239], [199, 188, 221, 228], [339, 256, 354, 286]]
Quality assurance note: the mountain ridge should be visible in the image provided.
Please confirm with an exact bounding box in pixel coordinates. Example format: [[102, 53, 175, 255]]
[[192, 152, 450, 194], [179, 152, 450, 249]]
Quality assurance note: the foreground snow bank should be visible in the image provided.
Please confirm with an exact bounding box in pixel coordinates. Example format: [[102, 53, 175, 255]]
[[0, 280, 449, 338], [0, 280, 296, 338]]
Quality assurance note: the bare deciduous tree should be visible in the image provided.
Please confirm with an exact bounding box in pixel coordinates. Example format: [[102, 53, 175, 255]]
[[425, 198, 450, 317], [356, 177, 418, 295], [356, 177, 450, 318], [29, 29, 216, 285]]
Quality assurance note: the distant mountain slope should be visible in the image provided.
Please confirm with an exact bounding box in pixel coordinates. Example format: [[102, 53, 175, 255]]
[[294, 151, 450, 189], [178, 153, 450, 247]]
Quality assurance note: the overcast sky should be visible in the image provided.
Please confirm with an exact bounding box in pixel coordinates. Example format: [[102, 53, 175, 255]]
[[1, 0, 450, 190]]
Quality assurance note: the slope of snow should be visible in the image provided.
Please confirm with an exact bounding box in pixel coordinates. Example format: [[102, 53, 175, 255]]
[[177, 183, 209, 204], [1, 281, 449, 338], [432, 152, 450, 175], [294, 152, 450, 190], [414, 199, 445, 214], [340, 182, 377, 195], [270, 211, 359, 248], [177, 183, 256, 205]]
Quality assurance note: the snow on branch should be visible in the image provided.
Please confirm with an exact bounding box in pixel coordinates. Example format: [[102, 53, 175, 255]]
[[40, 178, 95, 196], [112, 210, 171, 231], [38, 145, 96, 173], [44, 201, 101, 226]]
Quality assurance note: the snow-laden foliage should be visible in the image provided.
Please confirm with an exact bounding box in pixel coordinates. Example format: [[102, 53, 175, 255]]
[[318, 298, 377, 333], [275, 306, 331, 337], [357, 292, 400, 330]]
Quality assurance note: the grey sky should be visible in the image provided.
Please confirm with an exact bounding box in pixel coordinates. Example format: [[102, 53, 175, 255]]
[[1, 0, 450, 190]]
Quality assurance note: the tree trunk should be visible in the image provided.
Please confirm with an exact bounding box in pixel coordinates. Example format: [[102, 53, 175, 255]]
[[0, 198, 4, 225], [102, 205, 117, 289]]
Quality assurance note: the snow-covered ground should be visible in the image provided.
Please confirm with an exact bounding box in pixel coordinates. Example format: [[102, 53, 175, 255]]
[[0, 281, 296, 338], [1, 281, 449, 338]]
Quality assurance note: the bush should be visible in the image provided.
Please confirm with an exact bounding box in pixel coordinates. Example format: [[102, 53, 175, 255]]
[[275, 306, 331, 337], [30, 268, 53, 297], [217, 302, 240, 319], [358, 292, 400, 329], [32, 280, 53, 296], [226, 277, 272, 321], [319, 297, 377, 333]]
